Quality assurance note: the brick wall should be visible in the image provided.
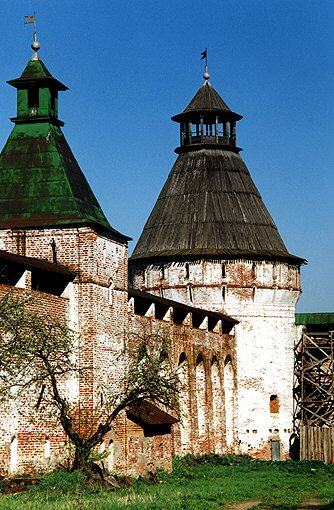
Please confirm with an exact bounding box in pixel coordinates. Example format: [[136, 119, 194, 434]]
[[131, 257, 302, 460], [0, 226, 129, 475], [127, 309, 237, 463], [0, 224, 301, 474]]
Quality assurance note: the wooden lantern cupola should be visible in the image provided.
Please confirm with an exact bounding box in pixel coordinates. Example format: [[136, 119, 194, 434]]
[[172, 68, 243, 154], [7, 34, 68, 127]]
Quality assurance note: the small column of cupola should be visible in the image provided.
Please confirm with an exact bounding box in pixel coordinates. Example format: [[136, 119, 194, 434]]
[[172, 69, 242, 154]]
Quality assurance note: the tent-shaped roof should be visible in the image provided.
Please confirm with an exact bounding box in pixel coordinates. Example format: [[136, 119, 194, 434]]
[[131, 79, 304, 264], [7, 59, 68, 90], [130, 149, 302, 263], [172, 80, 242, 122], [0, 57, 129, 242]]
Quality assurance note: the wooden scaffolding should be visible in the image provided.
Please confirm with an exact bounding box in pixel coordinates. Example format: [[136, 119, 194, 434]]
[[294, 331, 334, 427], [294, 329, 334, 461]]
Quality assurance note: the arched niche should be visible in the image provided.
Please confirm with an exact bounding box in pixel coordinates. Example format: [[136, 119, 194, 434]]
[[177, 352, 191, 452], [10, 436, 18, 473], [211, 356, 223, 453], [224, 355, 235, 447], [196, 354, 206, 439]]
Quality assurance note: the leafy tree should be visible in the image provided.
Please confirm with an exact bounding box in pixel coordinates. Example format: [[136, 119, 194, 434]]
[[0, 292, 180, 472]]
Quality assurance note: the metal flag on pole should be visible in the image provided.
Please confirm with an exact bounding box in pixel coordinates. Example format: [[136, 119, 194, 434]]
[[24, 12, 37, 32], [201, 48, 210, 81], [24, 12, 40, 61], [24, 15, 35, 24]]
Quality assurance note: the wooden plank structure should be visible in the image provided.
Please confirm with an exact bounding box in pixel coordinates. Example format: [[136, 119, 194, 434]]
[[294, 332, 334, 427], [294, 320, 334, 462], [300, 426, 334, 463]]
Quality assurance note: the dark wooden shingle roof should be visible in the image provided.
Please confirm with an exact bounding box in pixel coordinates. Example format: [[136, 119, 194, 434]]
[[131, 149, 303, 263], [172, 81, 242, 122]]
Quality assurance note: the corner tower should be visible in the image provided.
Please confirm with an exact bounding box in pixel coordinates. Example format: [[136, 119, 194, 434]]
[[129, 67, 305, 459], [0, 35, 130, 474]]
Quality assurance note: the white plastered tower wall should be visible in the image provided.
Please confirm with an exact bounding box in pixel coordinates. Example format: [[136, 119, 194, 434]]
[[228, 286, 300, 459]]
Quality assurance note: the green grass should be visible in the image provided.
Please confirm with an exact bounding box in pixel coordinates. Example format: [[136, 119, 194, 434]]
[[0, 455, 334, 509]]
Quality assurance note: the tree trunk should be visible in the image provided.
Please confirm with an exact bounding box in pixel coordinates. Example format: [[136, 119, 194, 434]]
[[72, 443, 91, 472]]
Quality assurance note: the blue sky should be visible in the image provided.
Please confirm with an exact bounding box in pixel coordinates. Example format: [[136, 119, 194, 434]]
[[0, 1, 333, 312]]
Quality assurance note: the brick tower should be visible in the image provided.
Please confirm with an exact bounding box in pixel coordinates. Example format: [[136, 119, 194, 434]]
[[0, 35, 130, 473], [129, 67, 305, 459]]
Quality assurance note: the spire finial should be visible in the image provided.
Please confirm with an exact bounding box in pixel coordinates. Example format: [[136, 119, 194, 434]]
[[25, 13, 40, 60], [201, 48, 210, 81]]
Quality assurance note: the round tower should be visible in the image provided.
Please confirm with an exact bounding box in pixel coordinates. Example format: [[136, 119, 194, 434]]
[[129, 69, 305, 459]]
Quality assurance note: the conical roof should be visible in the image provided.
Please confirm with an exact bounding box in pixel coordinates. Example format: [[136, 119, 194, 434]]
[[131, 79, 303, 264], [131, 149, 302, 262], [172, 80, 242, 122], [0, 57, 129, 242]]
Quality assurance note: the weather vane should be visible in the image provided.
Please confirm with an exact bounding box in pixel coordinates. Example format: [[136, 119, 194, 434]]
[[24, 12, 40, 60], [201, 48, 210, 81]]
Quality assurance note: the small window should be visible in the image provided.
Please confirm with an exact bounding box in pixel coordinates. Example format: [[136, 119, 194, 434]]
[[185, 263, 190, 279], [222, 263, 226, 278], [270, 395, 279, 414], [252, 286, 256, 302], [28, 88, 39, 114], [108, 278, 114, 306], [160, 349, 168, 362], [50, 89, 56, 115]]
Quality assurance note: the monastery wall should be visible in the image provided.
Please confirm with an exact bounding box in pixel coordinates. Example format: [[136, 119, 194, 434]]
[[0, 284, 69, 474], [0, 227, 129, 475], [127, 301, 237, 468], [131, 257, 301, 460]]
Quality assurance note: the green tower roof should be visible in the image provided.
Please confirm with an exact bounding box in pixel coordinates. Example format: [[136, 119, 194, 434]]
[[0, 54, 130, 242], [7, 58, 68, 90]]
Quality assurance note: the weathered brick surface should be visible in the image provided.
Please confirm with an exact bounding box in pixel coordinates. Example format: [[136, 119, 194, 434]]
[[0, 224, 301, 474], [0, 227, 129, 475], [131, 258, 301, 460], [127, 311, 236, 460], [0, 284, 70, 474]]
